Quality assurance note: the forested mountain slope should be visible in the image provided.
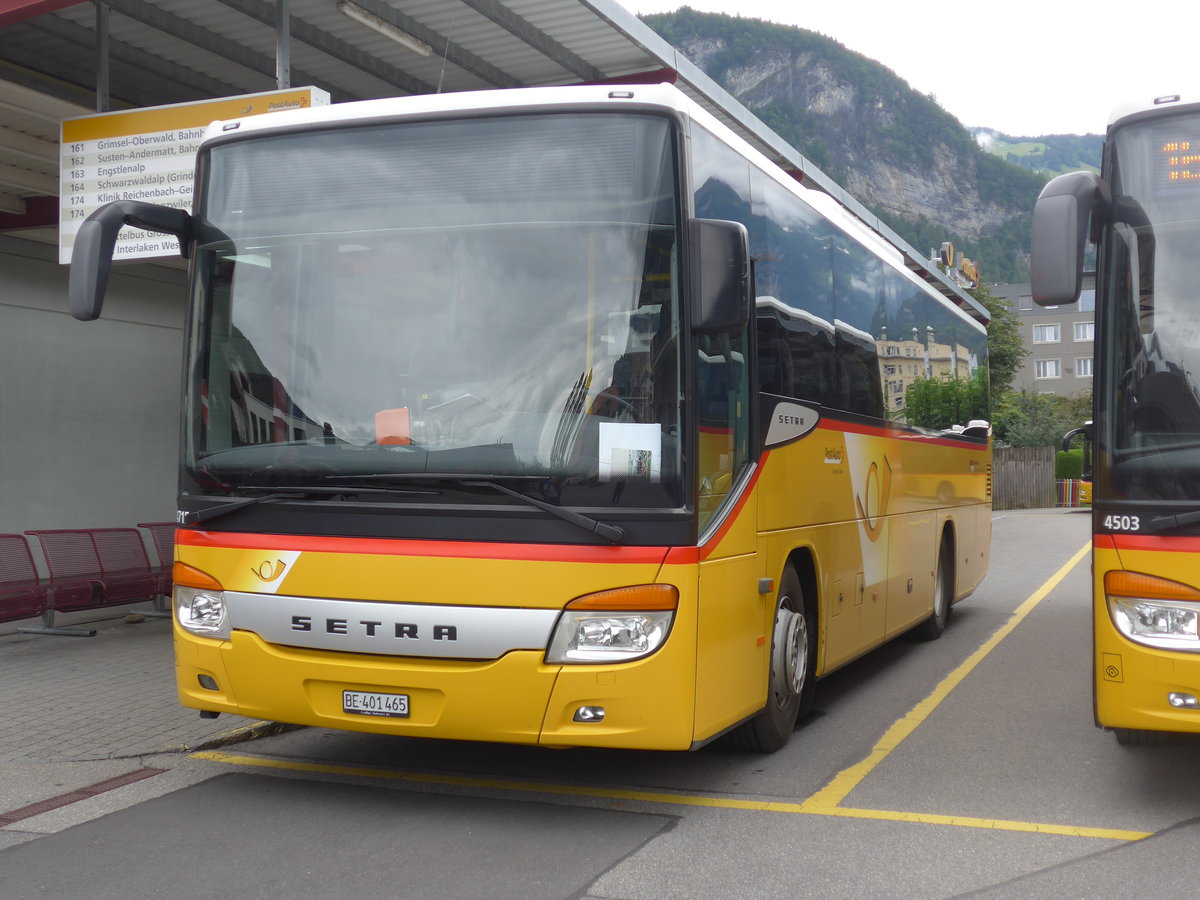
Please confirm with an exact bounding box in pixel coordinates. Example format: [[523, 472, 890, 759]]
[[643, 9, 1054, 282]]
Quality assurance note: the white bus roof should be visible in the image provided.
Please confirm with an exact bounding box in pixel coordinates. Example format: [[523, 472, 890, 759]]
[[1109, 92, 1200, 127]]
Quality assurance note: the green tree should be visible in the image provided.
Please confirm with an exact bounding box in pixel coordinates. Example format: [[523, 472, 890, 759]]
[[904, 369, 989, 430], [993, 389, 1092, 447], [969, 283, 1026, 398]]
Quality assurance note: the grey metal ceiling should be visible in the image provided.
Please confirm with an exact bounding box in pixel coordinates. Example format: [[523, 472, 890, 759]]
[[0, 0, 979, 313]]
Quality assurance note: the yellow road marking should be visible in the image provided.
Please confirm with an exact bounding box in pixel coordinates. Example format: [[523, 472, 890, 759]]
[[806, 541, 1092, 809], [192, 748, 1149, 841], [191, 541, 1147, 843], [809, 804, 1148, 841]]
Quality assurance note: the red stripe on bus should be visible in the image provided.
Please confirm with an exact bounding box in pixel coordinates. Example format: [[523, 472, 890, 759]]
[[1107, 533, 1200, 554], [175, 529, 671, 565]]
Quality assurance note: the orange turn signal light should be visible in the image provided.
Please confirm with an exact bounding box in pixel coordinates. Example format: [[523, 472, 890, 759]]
[[567, 584, 678, 611], [1104, 570, 1200, 602], [172, 561, 223, 591]]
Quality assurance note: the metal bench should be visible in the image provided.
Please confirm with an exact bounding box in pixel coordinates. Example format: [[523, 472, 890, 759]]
[[0, 533, 48, 625], [137, 521, 176, 604], [89, 528, 164, 612], [24, 528, 161, 635], [17, 530, 105, 636]]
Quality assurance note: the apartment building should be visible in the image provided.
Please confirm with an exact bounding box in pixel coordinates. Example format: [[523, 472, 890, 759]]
[[989, 276, 1095, 395]]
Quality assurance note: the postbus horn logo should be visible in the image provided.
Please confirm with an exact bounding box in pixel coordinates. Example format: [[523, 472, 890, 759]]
[[855, 457, 893, 543], [253, 559, 287, 582]]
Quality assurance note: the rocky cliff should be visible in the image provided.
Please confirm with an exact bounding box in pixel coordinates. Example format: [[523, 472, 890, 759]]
[[644, 9, 1047, 282]]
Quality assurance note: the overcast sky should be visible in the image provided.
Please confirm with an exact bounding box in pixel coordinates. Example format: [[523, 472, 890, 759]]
[[619, 1, 1191, 136]]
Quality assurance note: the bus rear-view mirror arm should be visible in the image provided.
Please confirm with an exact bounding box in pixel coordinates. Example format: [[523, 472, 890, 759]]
[[1030, 171, 1109, 307], [69, 200, 194, 322], [689, 218, 751, 334], [1062, 422, 1094, 481]]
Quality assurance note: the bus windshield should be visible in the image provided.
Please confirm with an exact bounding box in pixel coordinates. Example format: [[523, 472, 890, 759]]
[[185, 113, 683, 509], [1103, 110, 1200, 502]]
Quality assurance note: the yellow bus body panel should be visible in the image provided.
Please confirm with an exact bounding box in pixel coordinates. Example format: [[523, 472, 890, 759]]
[[175, 535, 702, 749], [756, 421, 991, 676], [1094, 541, 1200, 735]]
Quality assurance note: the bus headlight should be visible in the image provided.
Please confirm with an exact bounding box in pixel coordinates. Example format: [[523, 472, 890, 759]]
[[1106, 570, 1200, 651], [172, 562, 230, 639], [175, 585, 230, 638], [547, 584, 677, 664]]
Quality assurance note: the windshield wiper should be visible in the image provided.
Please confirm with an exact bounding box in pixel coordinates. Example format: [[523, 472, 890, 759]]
[[1147, 509, 1200, 533], [460, 479, 624, 544], [328, 473, 625, 544], [181, 484, 439, 526], [182, 492, 302, 526]]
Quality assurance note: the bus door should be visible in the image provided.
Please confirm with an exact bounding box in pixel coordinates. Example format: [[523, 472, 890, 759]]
[[693, 328, 763, 737], [688, 215, 763, 739]]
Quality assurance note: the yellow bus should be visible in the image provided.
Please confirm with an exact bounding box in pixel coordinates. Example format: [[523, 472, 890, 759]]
[[71, 84, 991, 752], [1032, 93, 1200, 744]]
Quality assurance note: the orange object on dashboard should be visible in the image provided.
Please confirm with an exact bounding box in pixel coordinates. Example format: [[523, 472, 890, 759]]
[[375, 407, 412, 445]]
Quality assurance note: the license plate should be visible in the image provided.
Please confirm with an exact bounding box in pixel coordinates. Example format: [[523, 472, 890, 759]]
[[343, 690, 409, 718]]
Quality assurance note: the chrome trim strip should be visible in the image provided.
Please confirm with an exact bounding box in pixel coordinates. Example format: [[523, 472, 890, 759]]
[[225, 592, 559, 659]]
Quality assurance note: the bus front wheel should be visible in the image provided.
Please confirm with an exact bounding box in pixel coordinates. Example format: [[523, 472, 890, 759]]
[[729, 567, 815, 752], [1112, 727, 1177, 746], [915, 536, 954, 641]]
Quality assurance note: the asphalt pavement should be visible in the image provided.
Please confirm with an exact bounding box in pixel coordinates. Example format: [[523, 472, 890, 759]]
[[3, 510, 1200, 899]]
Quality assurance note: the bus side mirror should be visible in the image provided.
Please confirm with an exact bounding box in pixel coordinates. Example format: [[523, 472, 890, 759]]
[[689, 218, 751, 334], [1030, 171, 1107, 307], [69, 200, 194, 321], [1062, 422, 1094, 481]]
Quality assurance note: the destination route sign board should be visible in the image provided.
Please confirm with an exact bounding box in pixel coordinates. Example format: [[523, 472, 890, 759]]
[[59, 87, 329, 265]]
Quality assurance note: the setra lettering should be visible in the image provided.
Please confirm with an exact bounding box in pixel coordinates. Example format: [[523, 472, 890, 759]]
[[288, 614, 459, 642]]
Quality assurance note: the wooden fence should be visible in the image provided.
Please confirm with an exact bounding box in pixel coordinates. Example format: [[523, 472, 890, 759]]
[[992, 446, 1056, 510]]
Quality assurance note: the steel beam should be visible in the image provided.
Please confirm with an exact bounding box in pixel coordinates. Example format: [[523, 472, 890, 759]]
[[214, 0, 434, 95], [26, 15, 245, 102], [98, 0, 354, 102], [456, 0, 603, 82], [341, 0, 523, 88]]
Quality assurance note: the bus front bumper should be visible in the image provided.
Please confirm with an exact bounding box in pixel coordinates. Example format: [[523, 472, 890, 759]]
[[175, 627, 697, 750], [1095, 639, 1200, 735]]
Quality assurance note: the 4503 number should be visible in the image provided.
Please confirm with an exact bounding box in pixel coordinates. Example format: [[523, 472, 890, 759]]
[[1103, 514, 1141, 532]]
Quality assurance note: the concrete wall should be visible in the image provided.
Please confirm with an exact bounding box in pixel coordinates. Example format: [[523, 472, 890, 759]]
[[0, 234, 186, 536]]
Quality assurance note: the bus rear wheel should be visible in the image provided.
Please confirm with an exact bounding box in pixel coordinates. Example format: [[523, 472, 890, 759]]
[[728, 567, 815, 752]]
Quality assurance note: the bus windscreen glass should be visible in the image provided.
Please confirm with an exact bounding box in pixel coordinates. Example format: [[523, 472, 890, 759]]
[[185, 113, 683, 510], [1103, 111, 1200, 502]]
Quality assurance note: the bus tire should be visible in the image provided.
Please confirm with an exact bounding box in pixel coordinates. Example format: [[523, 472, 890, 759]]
[[915, 536, 953, 641], [728, 567, 815, 752], [1112, 727, 1176, 746]]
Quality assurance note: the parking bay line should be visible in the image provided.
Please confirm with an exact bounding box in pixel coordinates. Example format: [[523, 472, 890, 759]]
[[192, 542, 1149, 843], [806, 541, 1092, 810]]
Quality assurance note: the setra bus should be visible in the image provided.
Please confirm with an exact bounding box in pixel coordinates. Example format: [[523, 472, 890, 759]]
[[71, 84, 991, 752], [1032, 92, 1200, 744]]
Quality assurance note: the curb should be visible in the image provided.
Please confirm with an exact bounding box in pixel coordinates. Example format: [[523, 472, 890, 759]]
[[177, 720, 306, 754]]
